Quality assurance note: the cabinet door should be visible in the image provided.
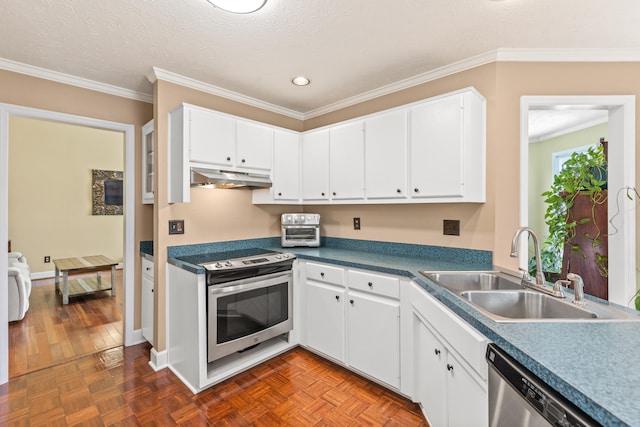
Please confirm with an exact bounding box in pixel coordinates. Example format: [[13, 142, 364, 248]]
[[142, 119, 155, 204], [347, 292, 400, 389], [272, 130, 300, 201], [141, 260, 154, 346], [329, 121, 365, 200], [302, 129, 330, 201], [189, 108, 235, 166], [415, 316, 447, 427], [446, 350, 488, 427], [409, 94, 464, 198], [306, 281, 345, 362], [236, 120, 273, 171], [365, 111, 408, 199]]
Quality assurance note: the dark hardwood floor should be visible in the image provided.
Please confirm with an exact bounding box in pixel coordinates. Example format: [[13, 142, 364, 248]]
[[5, 270, 428, 425], [1, 343, 428, 426], [8, 270, 123, 378]]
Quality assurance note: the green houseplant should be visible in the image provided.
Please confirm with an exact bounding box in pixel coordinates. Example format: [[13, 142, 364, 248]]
[[538, 143, 608, 285]]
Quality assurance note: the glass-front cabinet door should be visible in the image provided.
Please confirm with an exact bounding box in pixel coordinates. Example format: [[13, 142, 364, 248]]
[[142, 119, 154, 204]]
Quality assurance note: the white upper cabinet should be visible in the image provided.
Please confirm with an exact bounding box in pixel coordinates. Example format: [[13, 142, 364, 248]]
[[409, 89, 485, 202], [329, 121, 365, 200], [365, 110, 408, 199], [236, 120, 273, 171], [272, 130, 300, 201], [301, 129, 330, 201], [188, 107, 235, 167], [168, 103, 276, 203], [142, 119, 155, 204]]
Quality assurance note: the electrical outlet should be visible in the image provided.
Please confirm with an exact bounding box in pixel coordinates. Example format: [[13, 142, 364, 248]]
[[169, 220, 185, 235], [44, 256, 51, 263], [443, 219, 460, 236], [353, 217, 361, 230]]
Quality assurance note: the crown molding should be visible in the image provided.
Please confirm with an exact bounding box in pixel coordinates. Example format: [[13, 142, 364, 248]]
[[0, 58, 153, 103], [302, 50, 499, 119], [496, 47, 640, 62], [148, 67, 305, 120], [529, 115, 609, 143], [4, 48, 640, 120]]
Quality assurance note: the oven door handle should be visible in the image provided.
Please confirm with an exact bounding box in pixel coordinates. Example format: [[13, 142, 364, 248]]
[[208, 271, 291, 295]]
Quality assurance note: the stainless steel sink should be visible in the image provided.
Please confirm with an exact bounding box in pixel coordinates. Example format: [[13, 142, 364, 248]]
[[420, 270, 640, 322], [460, 290, 598, 320], [420, 271, 525, 293]]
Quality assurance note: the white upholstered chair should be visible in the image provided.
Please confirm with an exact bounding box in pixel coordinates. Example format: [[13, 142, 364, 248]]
[[8, 252, 31, 321]]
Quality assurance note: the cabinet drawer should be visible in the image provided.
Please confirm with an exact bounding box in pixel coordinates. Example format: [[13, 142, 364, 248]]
[[142, 257, 154, 279], [411, 282, 488, 380], [348, 270, 399, 299], [305, 262, 344, 286]]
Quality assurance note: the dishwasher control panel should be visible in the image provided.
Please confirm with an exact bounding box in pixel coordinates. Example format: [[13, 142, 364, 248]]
[[487, 344, 598, 427]]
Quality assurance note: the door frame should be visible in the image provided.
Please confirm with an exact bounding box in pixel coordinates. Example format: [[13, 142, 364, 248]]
[[0, 103, 136, 384], [519, 95, 636, 307]]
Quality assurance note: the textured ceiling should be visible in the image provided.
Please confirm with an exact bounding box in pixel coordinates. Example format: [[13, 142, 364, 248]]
[[1, 0, 639, 115]]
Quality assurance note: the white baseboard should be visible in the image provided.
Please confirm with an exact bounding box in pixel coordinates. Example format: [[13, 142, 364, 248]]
[[149, 348, 168, 371]]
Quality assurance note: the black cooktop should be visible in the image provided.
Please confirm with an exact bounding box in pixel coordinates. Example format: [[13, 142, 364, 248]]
[[175, 248, 275, 266]]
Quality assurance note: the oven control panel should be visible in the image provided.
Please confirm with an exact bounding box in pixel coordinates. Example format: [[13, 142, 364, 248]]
[[201, 252, 295, 272], [281, 213, 320, 225]]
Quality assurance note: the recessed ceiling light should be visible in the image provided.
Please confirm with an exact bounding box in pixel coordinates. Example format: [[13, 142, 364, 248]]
[[291, 76, 311, 86], [206, 0, 267, 14]]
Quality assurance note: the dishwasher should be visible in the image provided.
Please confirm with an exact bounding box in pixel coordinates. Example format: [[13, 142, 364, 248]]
[[486, 343, 598, 427]]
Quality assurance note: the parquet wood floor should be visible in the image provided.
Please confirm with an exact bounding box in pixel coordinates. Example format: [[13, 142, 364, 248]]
[[8, 270, 123, 378], [1, 343, 429, 426]]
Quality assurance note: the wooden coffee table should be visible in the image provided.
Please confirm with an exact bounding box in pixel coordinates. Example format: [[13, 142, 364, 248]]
[[53, 255, 119, 305]]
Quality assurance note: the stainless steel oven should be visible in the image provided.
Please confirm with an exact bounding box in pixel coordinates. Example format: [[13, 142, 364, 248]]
[[178, 249, 295, 363], [281, 213, 320, 247]]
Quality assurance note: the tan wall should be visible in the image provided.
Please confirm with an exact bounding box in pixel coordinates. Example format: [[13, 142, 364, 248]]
[[0, 69, 154, 330], [494, 61, 640, 271], [152, 80, 304, 350], [304, 63, 499, 254], [9, 117, 125, 273]]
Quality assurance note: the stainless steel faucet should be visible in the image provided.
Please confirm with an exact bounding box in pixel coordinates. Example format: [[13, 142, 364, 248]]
[[510, 226, 566, 298], [510, 226, 546, 286], [566, 273, 586, 306]]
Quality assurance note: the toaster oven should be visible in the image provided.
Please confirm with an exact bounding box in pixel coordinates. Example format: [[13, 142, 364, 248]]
[[281, 213, 320, 247]]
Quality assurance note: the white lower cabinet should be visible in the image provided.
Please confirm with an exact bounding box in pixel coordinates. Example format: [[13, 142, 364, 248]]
[[141, 256, 154, 345], [304, 261, 400, 390], [347, 291, 399, 389], [411, 282, 489, 427], [306, 281, 346, 362]]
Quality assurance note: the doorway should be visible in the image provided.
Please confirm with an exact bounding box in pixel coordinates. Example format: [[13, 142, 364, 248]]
[[0, 104, 136, 384], [519, 95, 636, 307]]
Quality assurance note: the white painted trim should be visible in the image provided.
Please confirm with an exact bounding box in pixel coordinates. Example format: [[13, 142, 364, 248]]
[[4, 48, 640, 121], [303, 51, 498, 119], [148, 67, 305, 120], [519, 95, 636, 307], [149, 348, 168, 371], [0, 109, 8, 384], [0, 58, 153, 104], [0, 104, 136, 385], [529, 117, 609, 143], [497, 48, 640, 62]]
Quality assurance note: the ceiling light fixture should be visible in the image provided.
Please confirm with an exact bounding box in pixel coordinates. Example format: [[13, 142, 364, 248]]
[[291, 76, 311, 86], [206, 0, 267, 14]]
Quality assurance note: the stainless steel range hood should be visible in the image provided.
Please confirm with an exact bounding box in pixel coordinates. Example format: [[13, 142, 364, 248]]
[[190, 167, 272, 189]]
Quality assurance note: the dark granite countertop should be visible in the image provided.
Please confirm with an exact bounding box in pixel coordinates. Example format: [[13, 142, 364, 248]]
[[158, 237, 640, 426]]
